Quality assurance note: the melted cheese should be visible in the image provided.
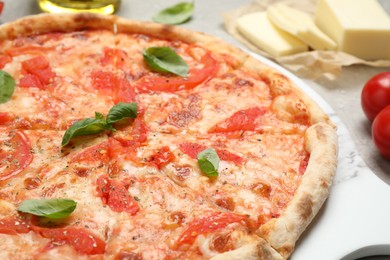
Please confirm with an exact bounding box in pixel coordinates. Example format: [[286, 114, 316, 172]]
[[0, 27, 311, 259]]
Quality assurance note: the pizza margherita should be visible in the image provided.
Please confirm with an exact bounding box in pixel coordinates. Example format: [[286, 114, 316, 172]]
[[0, 13, 337, 259]]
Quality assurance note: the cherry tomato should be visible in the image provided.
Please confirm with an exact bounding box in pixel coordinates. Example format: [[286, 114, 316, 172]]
[[0, 2, 4, 16], [372, 105, 390, 159], [361, 72, 390, 121]]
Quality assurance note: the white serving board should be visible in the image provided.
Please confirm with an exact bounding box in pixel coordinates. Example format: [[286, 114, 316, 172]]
[[251, 53, 390, 260]]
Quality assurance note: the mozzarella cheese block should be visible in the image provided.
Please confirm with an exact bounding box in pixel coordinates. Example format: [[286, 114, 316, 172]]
[[267, 3, 337, 51], [237, 12, 308, 57], [315, 0, 390, 60]]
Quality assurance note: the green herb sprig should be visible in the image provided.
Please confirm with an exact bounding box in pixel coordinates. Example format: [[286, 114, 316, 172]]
[[197, 148, 220, 177], [18, 198, 77, 219], [143, 47, 189, 77], [61, 102, 137, 146], [0, 70, 15, 104]]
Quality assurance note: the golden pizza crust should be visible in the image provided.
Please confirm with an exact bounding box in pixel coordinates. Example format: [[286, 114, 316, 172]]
[[0, 13, 250, 70], [0, 13, 338, 259], [243, 56, 334, 126], [243, 55, 337, 258], [258, 123, 337, 258], [211, 237, 284, 260]]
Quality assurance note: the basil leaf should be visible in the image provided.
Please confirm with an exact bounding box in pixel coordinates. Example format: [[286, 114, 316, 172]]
[[107, 102, 137, 125], [95, 112, 105, 120], [0, 70, 15, 104], [197, 148, 220, 177], [61, 116, 107, 147], [143, 47, 189, 77], [153, 2, 194, 25], [18, 198, 77, 219]]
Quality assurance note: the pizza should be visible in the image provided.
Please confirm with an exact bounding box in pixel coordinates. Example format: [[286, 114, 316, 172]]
[[0, 13, 337, 259]]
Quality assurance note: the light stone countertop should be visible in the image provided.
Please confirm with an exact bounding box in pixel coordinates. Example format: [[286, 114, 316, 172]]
[[1, 0, 390, 259]]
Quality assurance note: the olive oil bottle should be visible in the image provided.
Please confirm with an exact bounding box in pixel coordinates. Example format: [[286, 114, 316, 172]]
[[37, 0, 121, 15]]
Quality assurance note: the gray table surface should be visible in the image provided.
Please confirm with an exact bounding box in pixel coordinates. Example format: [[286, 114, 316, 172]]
[[1, 1, 390, 259]]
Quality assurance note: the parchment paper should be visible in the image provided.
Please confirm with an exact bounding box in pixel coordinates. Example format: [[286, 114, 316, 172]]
[[223, 0, 390, 80]]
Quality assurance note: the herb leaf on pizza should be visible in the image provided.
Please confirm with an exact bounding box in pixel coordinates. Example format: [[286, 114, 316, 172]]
[[0, 70, 15, 104], [143, 46, 189, 76], [61, 114, 108, 146], [197, 148, 220, 177], [18, 198, 77, 219], [106, 102, 137, 124]]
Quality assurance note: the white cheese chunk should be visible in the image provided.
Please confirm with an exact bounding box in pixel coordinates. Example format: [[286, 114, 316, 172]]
[[267, 3, 337, 51], [237, 12, 308, 57], [315, 0, 390, 60]]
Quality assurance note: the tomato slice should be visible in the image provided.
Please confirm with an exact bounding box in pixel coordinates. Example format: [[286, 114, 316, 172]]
[[19, 56, 56, 89], [136, 51, 219, 93], [115, 118, 148, 147], [33, 226, 106, 255], [70, 139, 137, 174], [0, 216, 105, 255], [0, 112, 14, 125], [70, 141, 110, 164], [6, 46, 54, 57], [179, 142, 243, 165], [0, 54, 12, 69], [129, 118, 148, 145], [100, 47, 128, 69], [22, 55, 50, 71], [147, 146, 176, 169], [19, 74, 44, 89], [90, 70, 135, 104], [103, 119, 149, 166], [179, 142, 207, 159], [21, 55, 56, 84], [176, 212, 247, 246], [0, 216, 31, 235], [113, 76, 136, 104], [0, 131, 33, 181], [216, 148, 244, 165], [96, 175, 140, 215], [208, 107, 265, 133]]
